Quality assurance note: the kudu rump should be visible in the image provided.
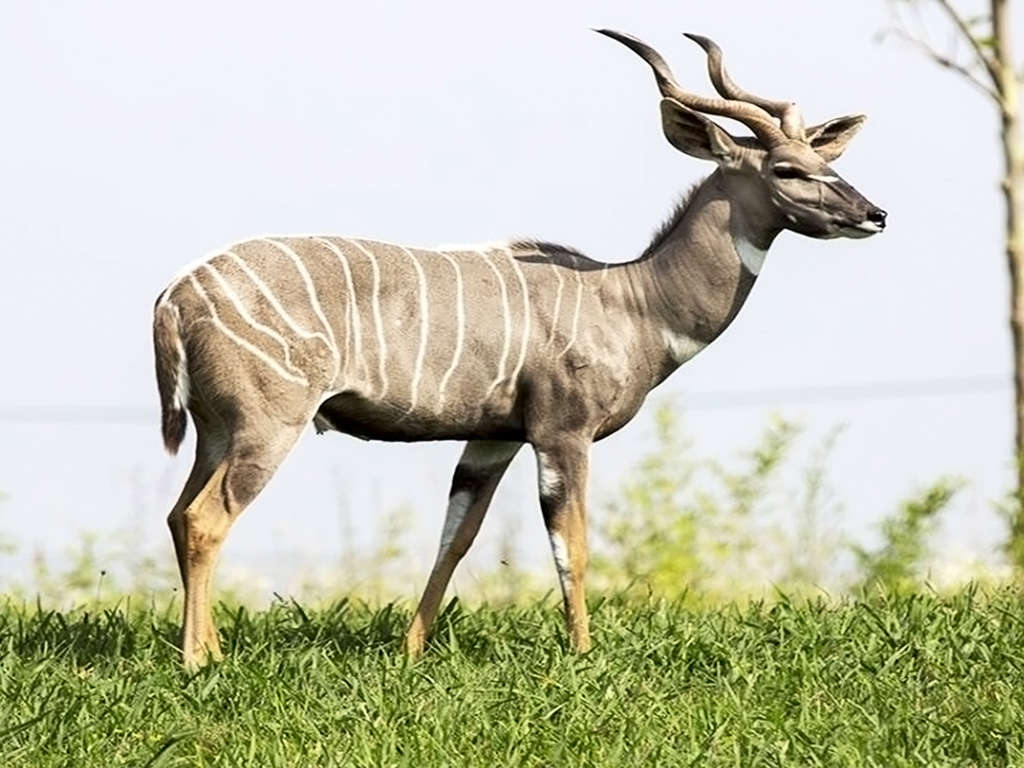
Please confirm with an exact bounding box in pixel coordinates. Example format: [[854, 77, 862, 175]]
[[154, 30, 885, 667]]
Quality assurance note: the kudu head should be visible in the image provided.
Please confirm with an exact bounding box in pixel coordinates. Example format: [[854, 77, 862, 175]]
[[598, 30, 887, 240]]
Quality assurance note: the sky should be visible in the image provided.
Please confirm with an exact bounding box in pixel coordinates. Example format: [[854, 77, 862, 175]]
[[0, 1, 1019, 594]]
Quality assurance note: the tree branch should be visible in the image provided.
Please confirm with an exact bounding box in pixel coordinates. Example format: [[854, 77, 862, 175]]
[[885, 27, 1000, 100], [934, 0, 1001, 84]]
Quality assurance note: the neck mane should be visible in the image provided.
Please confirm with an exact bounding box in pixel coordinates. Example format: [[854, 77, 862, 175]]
[[637, 169, 781, 338], [511, 170, 782, 386], [635, 179, 707, 261]]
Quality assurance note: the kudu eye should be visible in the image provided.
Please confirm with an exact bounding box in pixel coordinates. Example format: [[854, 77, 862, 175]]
[[772, 164, 804, 180]]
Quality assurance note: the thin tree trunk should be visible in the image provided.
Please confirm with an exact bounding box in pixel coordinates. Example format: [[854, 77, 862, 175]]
[[895, 0, 1024, 560], [992, 0, 1024, 562]]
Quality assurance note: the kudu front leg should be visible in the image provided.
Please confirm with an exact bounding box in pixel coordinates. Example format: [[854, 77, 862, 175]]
[[535, 443, 592, 652], [405, 440, 521, 656]]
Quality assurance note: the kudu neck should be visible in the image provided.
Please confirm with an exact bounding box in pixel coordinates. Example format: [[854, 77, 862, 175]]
[[631, 170, 781, 342]]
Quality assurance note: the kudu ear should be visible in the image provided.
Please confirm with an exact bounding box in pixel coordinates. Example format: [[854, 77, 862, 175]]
[[660, 98, 741, 166], [804, 114, 866, 161]]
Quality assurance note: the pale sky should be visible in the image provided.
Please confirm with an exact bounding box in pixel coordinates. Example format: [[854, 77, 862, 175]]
[[1, 1, 1019, 593]]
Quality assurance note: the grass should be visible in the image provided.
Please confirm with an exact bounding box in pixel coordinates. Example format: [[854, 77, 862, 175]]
[[1, 588, 1023, 767]]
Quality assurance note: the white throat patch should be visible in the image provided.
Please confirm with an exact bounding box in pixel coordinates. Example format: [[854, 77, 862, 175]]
[[734, 237, 767, 276], [661, 329, 707, 365]]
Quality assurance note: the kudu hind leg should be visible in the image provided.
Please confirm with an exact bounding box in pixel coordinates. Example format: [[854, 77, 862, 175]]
[[174, 462, 231, 666], [405, 440, 521, 656], [170, 421, 306, 667], [167, 432, 224, 589], [536, 444, 592, 652], [167, 428, 229, 665]]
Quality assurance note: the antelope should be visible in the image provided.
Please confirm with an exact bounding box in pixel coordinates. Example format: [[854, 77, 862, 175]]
[[153, 30, 886, 667]]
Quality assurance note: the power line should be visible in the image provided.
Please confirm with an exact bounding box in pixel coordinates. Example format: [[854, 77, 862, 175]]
[[678, 373, 1010, 410], [0, 405, 154, 425], [0, 374, 1011, 426]]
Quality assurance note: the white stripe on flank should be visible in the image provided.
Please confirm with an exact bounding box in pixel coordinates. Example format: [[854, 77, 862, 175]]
[[506, 249, 531, 385], [559, 253, 584, 357], [807, 173, 840, 183], [187, 275, 307, 385], [344, 239, 389, 399], [237, 232, 509, 254], [437, 251, 465, 410], [401, 247, 430, 415], [546, 258, 565, 348], [201, 261, 307, 379], [313, 238, 363, 384], [262, 238, 340, 374], [159, 251, 223, 302], [481, 249, 512, 398], [223, 251, 333, 350], [158, 235, 288, 306]]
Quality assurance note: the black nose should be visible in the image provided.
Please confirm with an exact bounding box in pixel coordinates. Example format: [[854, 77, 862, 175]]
[[867, 208, 887, 228]]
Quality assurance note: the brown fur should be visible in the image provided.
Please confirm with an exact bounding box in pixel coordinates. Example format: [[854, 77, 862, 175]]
[[152, 31, 884, 667], [152, 298, 186, 455]]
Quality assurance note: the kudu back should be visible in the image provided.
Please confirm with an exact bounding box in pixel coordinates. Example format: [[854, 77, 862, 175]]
[[153, 30, 885, 667]]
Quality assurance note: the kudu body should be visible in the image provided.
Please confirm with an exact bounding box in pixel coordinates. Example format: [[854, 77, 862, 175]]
[[154, 30, 885, 667]]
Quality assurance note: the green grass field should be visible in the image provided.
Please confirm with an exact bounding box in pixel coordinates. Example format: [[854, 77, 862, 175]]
[[1, 589, 1022, 767]]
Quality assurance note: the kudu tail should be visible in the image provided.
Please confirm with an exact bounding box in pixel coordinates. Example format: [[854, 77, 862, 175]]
[[153, 299, 189, 455]]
